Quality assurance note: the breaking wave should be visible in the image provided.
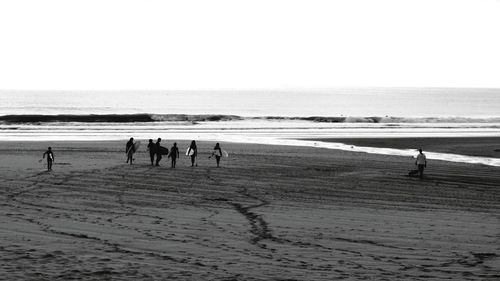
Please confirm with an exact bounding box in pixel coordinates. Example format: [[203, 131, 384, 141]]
[[1, 114, 500, 124], [0, 114, 243, 123], [261, 116, 500, 123]]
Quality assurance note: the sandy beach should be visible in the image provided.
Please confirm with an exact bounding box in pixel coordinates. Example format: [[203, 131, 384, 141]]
[[1, 140, 499, 280]]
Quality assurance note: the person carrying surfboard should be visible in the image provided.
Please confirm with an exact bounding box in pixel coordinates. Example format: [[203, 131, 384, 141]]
[[187, 140, 197, 167], [155, 138, 162, 166], [210, 143, 223, 167], [42, 147, 55, 171], [147, 139, 156, 166], [169, 142, 180, 168], [125, 138, 135, 165]]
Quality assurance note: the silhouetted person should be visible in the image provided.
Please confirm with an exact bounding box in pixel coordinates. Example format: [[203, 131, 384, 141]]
[[169, 142, 179, 168], [147, 139, 156, 166], [155, 138, 162, 166], [415, 148, 427, 178], [42, 147, 54, 171], [187, 140, 197, 167], [125, 138, 135, 165], [210, 143, 223, 167]]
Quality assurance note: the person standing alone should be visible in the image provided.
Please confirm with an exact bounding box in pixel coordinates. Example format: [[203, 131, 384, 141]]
[[415, 148, 427, 178], [42, 147, 55, 171]]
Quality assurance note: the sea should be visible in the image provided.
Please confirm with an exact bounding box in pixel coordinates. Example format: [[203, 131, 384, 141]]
[[1, 88, 500, 166]]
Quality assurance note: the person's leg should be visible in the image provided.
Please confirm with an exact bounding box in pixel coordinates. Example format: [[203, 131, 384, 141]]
[[216, 156, 220, 167], [150, 153, 155, 165], [191, 155, 195, 166], [156, 154, 162, 166], [418, 164, 424, 178]]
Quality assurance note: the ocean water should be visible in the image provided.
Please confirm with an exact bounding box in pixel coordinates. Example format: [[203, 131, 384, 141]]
[[1, 88, 500, 166], [1, 88, 500, 117]]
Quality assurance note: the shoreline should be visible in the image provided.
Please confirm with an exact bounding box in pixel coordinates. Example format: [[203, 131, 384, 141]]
[[309, 136, 500, 158], [2, 136, 500, 167]]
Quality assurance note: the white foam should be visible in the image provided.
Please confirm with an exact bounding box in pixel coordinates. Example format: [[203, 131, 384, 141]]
[[219, 136, 500, 167]]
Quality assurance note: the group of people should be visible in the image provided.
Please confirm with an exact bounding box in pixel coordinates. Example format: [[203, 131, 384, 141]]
[[126, 138, 224, 168], [41, 143, 427, 175]]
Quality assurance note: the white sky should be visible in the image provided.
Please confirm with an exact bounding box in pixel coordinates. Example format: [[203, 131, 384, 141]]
[[0, 0, 499, 90]]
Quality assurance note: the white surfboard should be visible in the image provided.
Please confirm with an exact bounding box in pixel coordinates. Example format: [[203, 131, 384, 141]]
[[126, 141, 141, 155], [213, 149, 229, 157], [186, 147, 195, 156]]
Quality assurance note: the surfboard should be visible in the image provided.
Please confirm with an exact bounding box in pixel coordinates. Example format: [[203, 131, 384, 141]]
[[408, 169, 421, 177], [134, 141, 141, 152], [212, 149, 229, 157], [126, 141, 141, 155], [186, 147, 195, 156], [159, 146, 169, 155]]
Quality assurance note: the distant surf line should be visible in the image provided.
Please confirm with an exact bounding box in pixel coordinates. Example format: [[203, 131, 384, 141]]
[[2, 113, 500, 124]]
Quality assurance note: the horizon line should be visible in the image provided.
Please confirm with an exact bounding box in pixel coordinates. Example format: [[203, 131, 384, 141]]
[[1, 87, 500, 92]]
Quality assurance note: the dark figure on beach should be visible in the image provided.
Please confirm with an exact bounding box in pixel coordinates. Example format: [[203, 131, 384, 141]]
[[415, 148, 427, 178], [42, 147, 54, 171], [126, 138, 135, 165], [147, 139, 156, 166], [169, 142, 180, 168], [210, 143, 223, 167], [187, 140, 197, 167], [155, 138, 162, 166]]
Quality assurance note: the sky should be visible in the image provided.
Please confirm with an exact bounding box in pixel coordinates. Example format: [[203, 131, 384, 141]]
[[0, 0, 499, 90]]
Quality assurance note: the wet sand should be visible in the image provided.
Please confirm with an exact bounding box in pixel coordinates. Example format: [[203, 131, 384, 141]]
[[310, 137, 500, 158], [1, 141, 499, 280]]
